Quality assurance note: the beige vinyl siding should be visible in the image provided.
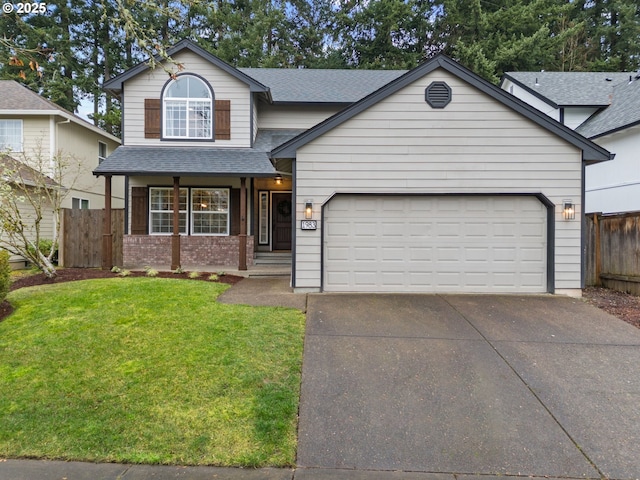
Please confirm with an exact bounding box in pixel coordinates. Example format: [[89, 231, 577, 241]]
[[257, 104, 343, 130], [252, 94, 259, 144], [2, 196, 55, 265], [56, 120, 124, 209], [123, 50, 251, 147], [18, 116, 51, 159], [295, 69, 583, 291]]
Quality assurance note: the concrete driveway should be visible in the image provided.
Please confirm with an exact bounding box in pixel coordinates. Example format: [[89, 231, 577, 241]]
[[298, 294, 640, 479]]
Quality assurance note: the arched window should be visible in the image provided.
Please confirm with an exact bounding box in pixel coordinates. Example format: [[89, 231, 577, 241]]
[[163, 75, 213, 139]]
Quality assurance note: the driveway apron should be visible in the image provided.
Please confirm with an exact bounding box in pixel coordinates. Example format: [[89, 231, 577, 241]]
[[298, 294, 640, 478]]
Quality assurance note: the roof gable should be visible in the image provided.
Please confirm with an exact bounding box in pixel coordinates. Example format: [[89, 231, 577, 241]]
[[0, 80, 120, 143], [271, 55, 612, 163], [576, 78, 640, 138], [103, 39, 269, 96]]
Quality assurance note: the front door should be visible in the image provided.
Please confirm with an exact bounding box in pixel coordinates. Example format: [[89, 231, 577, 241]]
[[272, 192, 292, 250]]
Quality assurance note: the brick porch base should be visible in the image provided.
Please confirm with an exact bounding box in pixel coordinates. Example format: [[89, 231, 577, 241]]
[[123, 235, 254, 268]]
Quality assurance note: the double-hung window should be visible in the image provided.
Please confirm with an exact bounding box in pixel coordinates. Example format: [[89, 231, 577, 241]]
[[149, 187, 188, 234], [149, 187, 229, 235], [163, 75, 213, 140], [191, 188, 229, 235], [0, 120, 23, 152]]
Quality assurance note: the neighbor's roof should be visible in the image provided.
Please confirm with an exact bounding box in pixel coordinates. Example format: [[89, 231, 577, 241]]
[[0, 154, 60, 188], [576, 78, 640, 138], [501, 71, 634, 107], [93, 129, 302, 177], [272, 55, 613, 163], [239, 68, 405, 104], [0, 80, 121, 143]]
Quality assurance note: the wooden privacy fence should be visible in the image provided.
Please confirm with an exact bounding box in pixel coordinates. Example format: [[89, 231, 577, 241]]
[[585, 212, 640, 295], [60, 208, 124, 268]]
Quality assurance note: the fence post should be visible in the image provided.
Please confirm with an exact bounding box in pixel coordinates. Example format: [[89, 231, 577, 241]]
[[102, 175, 113, 270], [594, 212, 602, 286]]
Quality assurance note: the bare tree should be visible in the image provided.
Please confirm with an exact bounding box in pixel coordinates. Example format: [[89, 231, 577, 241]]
[[0, 148, 81, 278]]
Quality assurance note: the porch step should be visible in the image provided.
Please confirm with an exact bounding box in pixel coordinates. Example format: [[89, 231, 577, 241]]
[[254, 252, 292, 266]]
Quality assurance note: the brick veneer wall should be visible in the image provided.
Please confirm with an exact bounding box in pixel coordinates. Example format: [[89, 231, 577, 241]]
[[123, 235, 254, 268]]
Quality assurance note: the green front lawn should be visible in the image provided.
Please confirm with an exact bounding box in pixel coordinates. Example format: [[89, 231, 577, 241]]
[[0, 278, 305, 467]]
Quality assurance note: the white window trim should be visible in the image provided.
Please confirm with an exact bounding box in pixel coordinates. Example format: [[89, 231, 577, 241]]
[[258, 191, 269, 245], [190, 188, 230, 236], [0, 119, 23, 153], [72, 197, 90, 210], [148, 187, 231, 236], [98, 141, 107, 164], [162, 76, 213, 140], [149, 187, 188, 235]]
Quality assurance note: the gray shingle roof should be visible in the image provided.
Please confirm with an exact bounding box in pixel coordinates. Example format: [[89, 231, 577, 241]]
[[94, 144, 283, 177], [577, 78, 640, 138], [273, 55, 612, 164], [239, 68, 406, 103], [0, 80, 69, 111], [0, 154, 60, 188], [503, 72, 634, 106]]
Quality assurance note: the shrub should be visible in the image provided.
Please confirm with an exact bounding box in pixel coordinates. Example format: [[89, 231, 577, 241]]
[[145, 268, 159, 277], [27, 239, 58, 264], [117, 269, 131, 277], [188, 271, 200, 279], [208, 274, 218, 281], [0, 250, 10, 303]]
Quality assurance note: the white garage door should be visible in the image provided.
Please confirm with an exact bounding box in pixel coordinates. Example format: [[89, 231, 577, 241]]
[[323, 195, 547, 293]]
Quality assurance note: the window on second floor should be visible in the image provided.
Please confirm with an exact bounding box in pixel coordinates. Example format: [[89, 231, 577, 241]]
[[98, 141, 107, 164], [163, 75, 213, 140], [0, 119, 23, 152]]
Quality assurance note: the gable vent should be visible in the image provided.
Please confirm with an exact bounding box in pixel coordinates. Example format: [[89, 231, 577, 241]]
[[425, 81, 452, 108]]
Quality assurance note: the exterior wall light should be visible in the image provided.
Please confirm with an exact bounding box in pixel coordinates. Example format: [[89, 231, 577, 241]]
[[563, 201, 575, 220], [274, 174, 283, 185], [304, 200, 313, 219]]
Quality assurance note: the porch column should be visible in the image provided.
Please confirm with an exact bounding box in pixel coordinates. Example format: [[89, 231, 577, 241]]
[[238, 177, 247, 271], [171, 176, 181, 270], [102, 175, 113, 270]]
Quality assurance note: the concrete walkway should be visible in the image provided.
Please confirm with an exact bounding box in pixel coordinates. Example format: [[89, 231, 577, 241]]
[[2, 286, 639, 480], [218, 277, 307, 311]]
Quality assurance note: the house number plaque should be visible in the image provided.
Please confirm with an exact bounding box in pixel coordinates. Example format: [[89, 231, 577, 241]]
[[301, 220, 317, 230]]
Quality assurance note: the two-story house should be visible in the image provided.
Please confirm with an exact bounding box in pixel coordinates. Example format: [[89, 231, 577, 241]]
[[501, 72, 640, 214], [0, 80, 123, 267], [96, 40, 611, 296]]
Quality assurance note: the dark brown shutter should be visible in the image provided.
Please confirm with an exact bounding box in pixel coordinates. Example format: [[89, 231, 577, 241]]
[[229, 188, 240, 235], [215, 100, 231, 140], [144, 99, 161, 138], [131, 187, 149, 235]]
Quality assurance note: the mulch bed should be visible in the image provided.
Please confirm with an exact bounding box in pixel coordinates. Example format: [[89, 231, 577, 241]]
[[0, 268, 244, 322], [583, 287, 640, 329], [1, 270, 639, 329]]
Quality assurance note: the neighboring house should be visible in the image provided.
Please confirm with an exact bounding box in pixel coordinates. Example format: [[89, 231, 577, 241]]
[[95, 39, 611, 296], [501, 72, 640, 214], [0, 80, 124, 266]]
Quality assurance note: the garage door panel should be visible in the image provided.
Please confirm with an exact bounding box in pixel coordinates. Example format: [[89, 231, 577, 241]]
[[324, 195, 547, 293]]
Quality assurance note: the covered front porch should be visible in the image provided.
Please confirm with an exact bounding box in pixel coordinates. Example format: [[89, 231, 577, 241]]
[[94, 142, 294, 272]]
